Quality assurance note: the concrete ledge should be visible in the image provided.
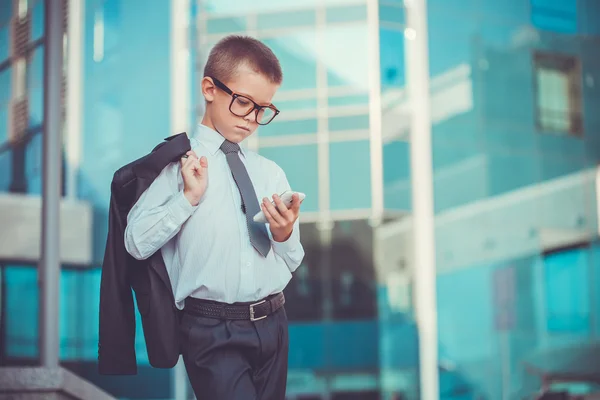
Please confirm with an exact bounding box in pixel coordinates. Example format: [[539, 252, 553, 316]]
[[0, 193, 92, 265], [0, 367, 115, 399]]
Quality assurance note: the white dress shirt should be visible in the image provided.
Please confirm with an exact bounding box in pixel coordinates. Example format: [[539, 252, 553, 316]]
[[124, 124, 305, 309]]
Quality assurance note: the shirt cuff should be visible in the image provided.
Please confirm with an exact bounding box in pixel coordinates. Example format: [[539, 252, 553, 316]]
[[167, 190, 198, 225], [271, 229, 298, 255]]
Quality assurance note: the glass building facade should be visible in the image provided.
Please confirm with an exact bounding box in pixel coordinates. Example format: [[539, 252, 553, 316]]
[[1, 0, 600, 398]]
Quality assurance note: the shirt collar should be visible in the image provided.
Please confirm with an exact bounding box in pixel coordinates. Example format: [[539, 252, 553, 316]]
[[193, 124, 247, 157]]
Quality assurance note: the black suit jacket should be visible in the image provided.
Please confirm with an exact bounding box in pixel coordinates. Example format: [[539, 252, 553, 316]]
[[98, 132, 191, 375]]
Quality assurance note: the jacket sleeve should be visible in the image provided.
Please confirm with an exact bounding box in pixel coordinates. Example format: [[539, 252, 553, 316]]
[[124, 162, 198, 260], [98, 190, 138, 375]]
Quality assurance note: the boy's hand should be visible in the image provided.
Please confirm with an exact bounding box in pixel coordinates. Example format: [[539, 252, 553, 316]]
[[181, 151, 208, 206], [261, 193, 302, 242]]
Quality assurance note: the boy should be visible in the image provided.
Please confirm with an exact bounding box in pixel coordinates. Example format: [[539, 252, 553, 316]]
[[124, 35, 305, 399]]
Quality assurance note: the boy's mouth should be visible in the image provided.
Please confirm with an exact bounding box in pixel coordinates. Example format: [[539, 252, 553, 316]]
[[236, 126, 250, 132]]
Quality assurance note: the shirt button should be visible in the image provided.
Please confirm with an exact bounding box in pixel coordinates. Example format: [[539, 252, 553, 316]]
[[246, 262, 251, 267]]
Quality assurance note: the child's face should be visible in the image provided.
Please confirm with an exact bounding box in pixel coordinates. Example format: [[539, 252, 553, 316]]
[[203, 64, 279, 143]]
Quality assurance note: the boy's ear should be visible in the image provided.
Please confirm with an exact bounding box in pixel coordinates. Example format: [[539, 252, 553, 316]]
[[201, 77, 217, 102]]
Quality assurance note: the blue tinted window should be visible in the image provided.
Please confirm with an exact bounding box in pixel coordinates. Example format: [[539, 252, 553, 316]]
[[329, 140, 371, 210], [259, 118, 317, 137], [206, 17, 246, 34], [379, 28, 405, 89], [0, 104, 7, 143], [325, 24, 368, 89], [379, 3, 405, 25], [480, 0, 529, 24], [263, 32, 318, 91], [326, 4, 366, 23], [0, 26, 9, 62], [0, 147, 10, 192], [31, 0, 45, 42], [329, 114, 369, 131], [258, 145, 319, 212], [2, 266, 136, 361], [25, 132, 42, 195], [531, 0, 577, 34], [103, 0, 121, 55], [28, 47, 44, 126], [544, 248, 590, 332], [258, 9, 315, 29], [275, 97, 318, 111], [427, 11, 477, 77], [328, 94, 369, 108], [0, 68, 11, 105], [5, 266, 38, 358], [0, 0, 11, 25], [383, 140, 410, 211]]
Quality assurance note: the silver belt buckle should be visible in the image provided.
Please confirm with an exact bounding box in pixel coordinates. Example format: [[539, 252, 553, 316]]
[[249, 299, 267, 322]]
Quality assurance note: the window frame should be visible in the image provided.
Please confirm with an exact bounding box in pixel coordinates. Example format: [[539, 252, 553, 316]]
[[532, 51, 583, 138]]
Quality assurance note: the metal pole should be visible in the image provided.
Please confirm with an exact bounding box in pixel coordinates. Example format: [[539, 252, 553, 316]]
[[171, 0, 191, 398], [66, 0, 84, 200], [40, 0, 64, 368], [405, 0, 439, 399]]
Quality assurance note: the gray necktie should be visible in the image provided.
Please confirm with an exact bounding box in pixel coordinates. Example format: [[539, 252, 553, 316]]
[[220, 140, 271, 257]]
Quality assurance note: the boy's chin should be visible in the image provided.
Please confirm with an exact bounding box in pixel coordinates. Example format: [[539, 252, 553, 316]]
[[219, 132, 244, 144], [227, 126, 253, 141]]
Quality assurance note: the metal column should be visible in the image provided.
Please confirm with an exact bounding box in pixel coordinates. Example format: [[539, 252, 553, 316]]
[[405, 0, 439, 399], [171, 0, 191, 398], [65, 0, 84, 200], [40, 0, 64, 368]]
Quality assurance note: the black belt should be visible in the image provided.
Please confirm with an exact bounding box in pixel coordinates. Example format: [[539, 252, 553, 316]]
[[184, 292, 285, 322]]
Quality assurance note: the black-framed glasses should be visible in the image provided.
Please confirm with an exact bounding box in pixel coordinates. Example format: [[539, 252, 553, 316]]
[[210, 77, 280, 126]]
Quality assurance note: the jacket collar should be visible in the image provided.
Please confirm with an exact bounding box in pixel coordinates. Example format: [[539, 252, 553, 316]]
[[134, 132, 191, 179]]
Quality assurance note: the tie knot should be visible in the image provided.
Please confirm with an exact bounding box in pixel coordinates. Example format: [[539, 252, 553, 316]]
[[220, 140, 240, 154]]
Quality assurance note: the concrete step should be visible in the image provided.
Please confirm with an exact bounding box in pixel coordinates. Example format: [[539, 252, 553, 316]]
[[0, 367, 115, 400]]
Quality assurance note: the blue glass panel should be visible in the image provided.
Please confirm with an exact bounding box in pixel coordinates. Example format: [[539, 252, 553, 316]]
[[31, 0, 45, 42], [0, 0, 11, 25], [206, 17, 246, 34], [329, 114, 369, 131], [263, 31, 318, 91], [383, 140, 410, 211], [578, 0, 600, 35], [379, 3, 405, 25], [427, 11, 478, 77], [258, 118, 317, 137], [437, 264, 497, 361], [328, 94, 369, 108], [28, 47, 44, 126], [258, 144, 319, 212], [480, 0, 529, 24], [0, 26, 8, 62], [103, 0, 121, 55], [257, 9, 315, 29], [544, 248, 590, 333], [80, 268, 102, 359], [25, 132, 42, 195], [275, 97, 318, 111], [379, 28, 405, 89], [0, 143, 10, 192], [539, 155, 587, 183], [0, 67, 11, 105], [487, 151, 537, 196], [329, 140, 371, 210], [531, 0, 577, 34], [326, 4, 366, 24], [325, 24, 368, 89], [0, 104, 7, 143], [5, 266, 38, 358]]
